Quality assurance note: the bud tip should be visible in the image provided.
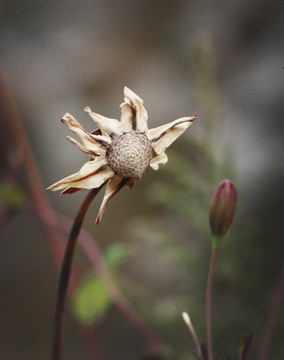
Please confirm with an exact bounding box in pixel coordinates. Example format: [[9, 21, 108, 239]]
[[209, 179, 237, 237]]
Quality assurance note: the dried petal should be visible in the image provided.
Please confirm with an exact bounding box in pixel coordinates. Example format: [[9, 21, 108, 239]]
[[65, 136, 98, 158], [95, 175, 127, 224], [147, 114, 197, 155], [61, 187, 83, 195], [149, 152, 168, 170], [47, 157, 114, 191], [62, 113, 107, 156], [90, 133, 112, 147], [120, 102, 133, 132], [84, 106, 123, 137], [124, 87, 148, 132]]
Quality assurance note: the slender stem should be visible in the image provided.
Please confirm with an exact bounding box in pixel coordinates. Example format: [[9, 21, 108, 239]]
[[0, 67, 63, 266], [56, 214, 165, 355], [206, 235, 221, 360], [81, 236, 164, 353], [257, 260, 284, 360], [80, 325, 102, 360], [182, 312, 202, 357], [0, 66, 102, 359], [52, 185, 105, 360]]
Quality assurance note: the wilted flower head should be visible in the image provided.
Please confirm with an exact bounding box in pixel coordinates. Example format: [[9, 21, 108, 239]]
[[209, 179, 237, 236], [48, 87, 197, 224]]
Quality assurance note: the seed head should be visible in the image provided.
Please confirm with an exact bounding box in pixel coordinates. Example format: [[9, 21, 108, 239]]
[[107, 131, 152, 179], [47, 87, 197, 223], [209, 179, 237, 236]]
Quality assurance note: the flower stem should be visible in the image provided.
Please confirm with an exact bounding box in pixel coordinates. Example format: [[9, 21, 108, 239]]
[[52, 185, 105, 360], [206, 234, 221, 360], [0, 66, 102, 360], [182, 312, 202, 357], [257, 260, 284, 360], [56, 213, 165, 355]]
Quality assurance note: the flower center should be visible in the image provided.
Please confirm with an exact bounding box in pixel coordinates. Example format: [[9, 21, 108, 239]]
[[106, 132, 152, 178]]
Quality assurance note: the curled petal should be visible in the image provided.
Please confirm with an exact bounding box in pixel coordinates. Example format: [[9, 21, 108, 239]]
[[120, 102, 133, 132], [84, 106, 123, 137], [90, 133, 111, 147], [47, 157, 114, 192], [95, 175, 128, 224], [124, 87, 148, 132], [147, 114, 198, 154], [66, 136, 98, 159], [61, 187, 83, 195], [62, 113, 108, 156], [150, 152, 168, 170]]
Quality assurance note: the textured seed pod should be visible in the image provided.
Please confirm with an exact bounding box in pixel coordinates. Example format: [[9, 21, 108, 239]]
[[106, 131, 152, 178], [48, 87, 197, 224], [209, 179, 237, 236]]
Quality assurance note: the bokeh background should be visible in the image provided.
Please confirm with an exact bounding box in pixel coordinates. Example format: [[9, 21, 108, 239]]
[[0, 0, 283, 359]]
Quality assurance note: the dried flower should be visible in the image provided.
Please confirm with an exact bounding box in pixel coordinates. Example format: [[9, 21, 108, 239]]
[[48, 87, 197, 224], [209, 179, 237, 236]]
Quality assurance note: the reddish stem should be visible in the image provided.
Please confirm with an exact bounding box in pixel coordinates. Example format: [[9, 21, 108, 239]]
[[1, 65, 165, 359], [0, 66, 100, 359], [206, 235, 221, 360], [52, 186, 105, 360], [57, 214, 165, 355], [257, 260, 284, 360]]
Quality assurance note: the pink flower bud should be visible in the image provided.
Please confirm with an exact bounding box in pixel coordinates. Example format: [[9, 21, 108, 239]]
[[236, 333, 251, 349], [209, 179, 237, 236], [236, 333, 252, 357]]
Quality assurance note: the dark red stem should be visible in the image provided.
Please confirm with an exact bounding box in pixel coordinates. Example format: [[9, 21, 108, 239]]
[[257, 260, 284, 360], [0, 66, 102, 360], [206, 235, 221, 360], [52, 185, 105, 360], [56, 214, 165, 355]]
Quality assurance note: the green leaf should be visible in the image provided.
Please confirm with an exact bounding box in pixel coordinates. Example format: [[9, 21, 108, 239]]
[[0, 185, 26, 210], [71, 243, 132, 325], [105, 243, 132, 270], [72, 275, 111, 325]]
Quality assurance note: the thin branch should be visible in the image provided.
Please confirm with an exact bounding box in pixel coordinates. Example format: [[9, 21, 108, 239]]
[[0, 66, 101, 359], [52, 186, 105, 360], [182, 312, 202, 357], [56, 213, 166, 355], [0, 66, 62, 265], [1, 65, 165, 358], [257, 261, 284, 360], [206, 235, 221, 360]]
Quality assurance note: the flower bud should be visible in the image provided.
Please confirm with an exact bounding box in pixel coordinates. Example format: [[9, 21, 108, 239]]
[[209, 179, 237, 236], [236, 333, 251, 349], [236, 333, 252, 357]]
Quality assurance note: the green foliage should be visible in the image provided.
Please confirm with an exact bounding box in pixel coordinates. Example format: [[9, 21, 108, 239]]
[[0, 184, 26, 210], [104, 242, 132, 270], [72, 275, 111, 325], [71, 242, 132, 325]]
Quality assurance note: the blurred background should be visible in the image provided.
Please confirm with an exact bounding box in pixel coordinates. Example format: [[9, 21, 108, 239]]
[[0, 0, 283, 359]]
